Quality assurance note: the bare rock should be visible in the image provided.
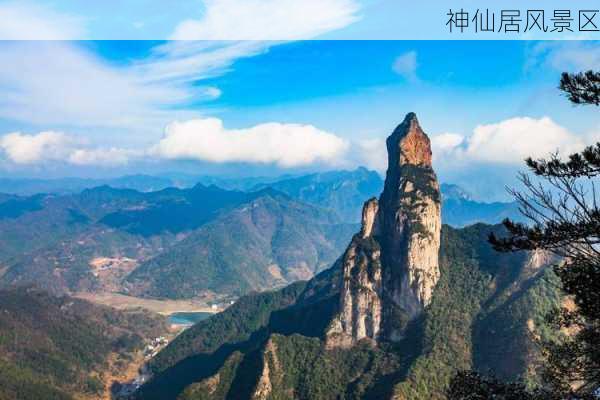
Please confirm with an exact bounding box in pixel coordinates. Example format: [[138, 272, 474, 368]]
[[327, 113, 442, 346]]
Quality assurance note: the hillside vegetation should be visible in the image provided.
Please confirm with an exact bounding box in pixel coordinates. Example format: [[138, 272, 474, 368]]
[[137, 224, 561, 400], [0, 185, 353, 300], [127, 192, 355, 299], [0, 287, 167, 400]]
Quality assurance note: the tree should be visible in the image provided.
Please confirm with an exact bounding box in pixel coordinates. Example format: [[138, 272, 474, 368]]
[[448, 71, 600, 400], [448, 371, 546, 400], [559, 71, 600, 106]]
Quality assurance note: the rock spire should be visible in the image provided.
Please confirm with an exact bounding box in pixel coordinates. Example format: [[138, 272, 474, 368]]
[[326, 112, 442, 346]]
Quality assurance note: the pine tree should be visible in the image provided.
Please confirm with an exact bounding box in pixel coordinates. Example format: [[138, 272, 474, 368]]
[[559, 71, 600, 106]]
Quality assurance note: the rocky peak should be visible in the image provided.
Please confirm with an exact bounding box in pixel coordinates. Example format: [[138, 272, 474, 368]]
[[326, 112, 442, 347], [388, 112, 432, 168]]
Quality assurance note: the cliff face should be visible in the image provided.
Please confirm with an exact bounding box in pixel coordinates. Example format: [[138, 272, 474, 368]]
[[327, 113, 442, 346], [326, 198, 384, 348]]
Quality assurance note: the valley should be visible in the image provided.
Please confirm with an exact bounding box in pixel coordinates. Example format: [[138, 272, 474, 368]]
[[73, 292, 222, 316]]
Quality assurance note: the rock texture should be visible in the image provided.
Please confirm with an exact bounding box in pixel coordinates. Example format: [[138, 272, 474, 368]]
[[326, 199, 383, 348], [327, 113, 442, 346], [252, 338, 281, 400]]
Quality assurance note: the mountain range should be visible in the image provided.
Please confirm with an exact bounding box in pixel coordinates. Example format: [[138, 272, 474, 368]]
[[134, 114, 560, 400], [0, 163, 522, 304], [0, 184, 355, 302], [0, 169, 522, 227]]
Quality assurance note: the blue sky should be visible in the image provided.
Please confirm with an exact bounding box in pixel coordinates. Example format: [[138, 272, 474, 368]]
[[0, 2, 599, 200], [0, 39, 599, 200]]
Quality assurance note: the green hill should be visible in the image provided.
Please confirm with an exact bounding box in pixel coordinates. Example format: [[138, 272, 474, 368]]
[[126, 191, 356, 299], [0, 185, 353, 300], [0, 287, 167, 400], [135, 224, 561, 400]]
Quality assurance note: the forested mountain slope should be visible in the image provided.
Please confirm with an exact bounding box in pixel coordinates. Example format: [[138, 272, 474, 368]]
[[0, 287, 167, 400]]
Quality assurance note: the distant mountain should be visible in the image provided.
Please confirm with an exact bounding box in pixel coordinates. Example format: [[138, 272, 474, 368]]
[[248, 169, 523, 227], [126, 190, 356, 299], [251, 167, 383, 223], [440, 183, 524, 227], [0, 168, 523, 301], [194, 175, 296, 191], [0, 174, 296, 196], [440, 183, 473, 201], [0, 171, 523, 228], [137, 114, 558, 400], [0, 174, 177, 196], [0, 287, 166, 400], [0, 184, 353, 300], [0, 184, 263, 295]]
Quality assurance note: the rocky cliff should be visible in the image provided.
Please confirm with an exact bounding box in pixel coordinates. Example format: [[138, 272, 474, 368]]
[[327, 112, 442, 346]]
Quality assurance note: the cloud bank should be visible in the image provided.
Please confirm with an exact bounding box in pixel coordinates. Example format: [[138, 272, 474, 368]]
[[433, 116, 586, 166], [2, 116, 590, 171], [0, 131, 74, 164], [152, 118, 349, 167], [0, 118, 349, 168], [0, 131, 135, 166]]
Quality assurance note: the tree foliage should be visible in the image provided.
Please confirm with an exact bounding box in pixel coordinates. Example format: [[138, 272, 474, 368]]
[[559, 70, 600, 106], [449, 70, 600, 400]]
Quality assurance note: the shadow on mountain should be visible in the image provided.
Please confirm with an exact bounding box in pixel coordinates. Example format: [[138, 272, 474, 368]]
[[0, 195, 44, 219], [137, 327, 269, 400], [99, 185, 254, 236]]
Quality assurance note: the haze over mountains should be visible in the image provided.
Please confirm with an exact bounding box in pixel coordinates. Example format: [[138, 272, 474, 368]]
[[0, 165, 523, 303], [1, 167, 521, 224], [135, 113, 559, 400]]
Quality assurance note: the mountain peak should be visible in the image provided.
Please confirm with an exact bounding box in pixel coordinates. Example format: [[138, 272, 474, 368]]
[[326, 113, 442, 347], [387, 112, 432, 168]]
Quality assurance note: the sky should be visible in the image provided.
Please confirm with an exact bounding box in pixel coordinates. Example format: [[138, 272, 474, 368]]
[[0, 1, 599, 200]]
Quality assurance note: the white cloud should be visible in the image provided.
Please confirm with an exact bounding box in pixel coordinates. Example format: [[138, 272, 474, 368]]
[[526, 42, 600, 72], [433, 117, 586, 166], [132, 41, 268, 85], [355, 138, 387, 172], [431, 133, 464, 157], [0, 131, 135, 167], [392, 51, 418, 81], [202, 86, 222, 99], [0, 131, 74, 164], [68, 148, 137, 166], [0, 42, 184, 129], [170, 0, 360, 40], [152, 118, 349, 167], [0, 41, 265, 130], [0, 118, 351, 169], [0, 1, 85, 40]]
